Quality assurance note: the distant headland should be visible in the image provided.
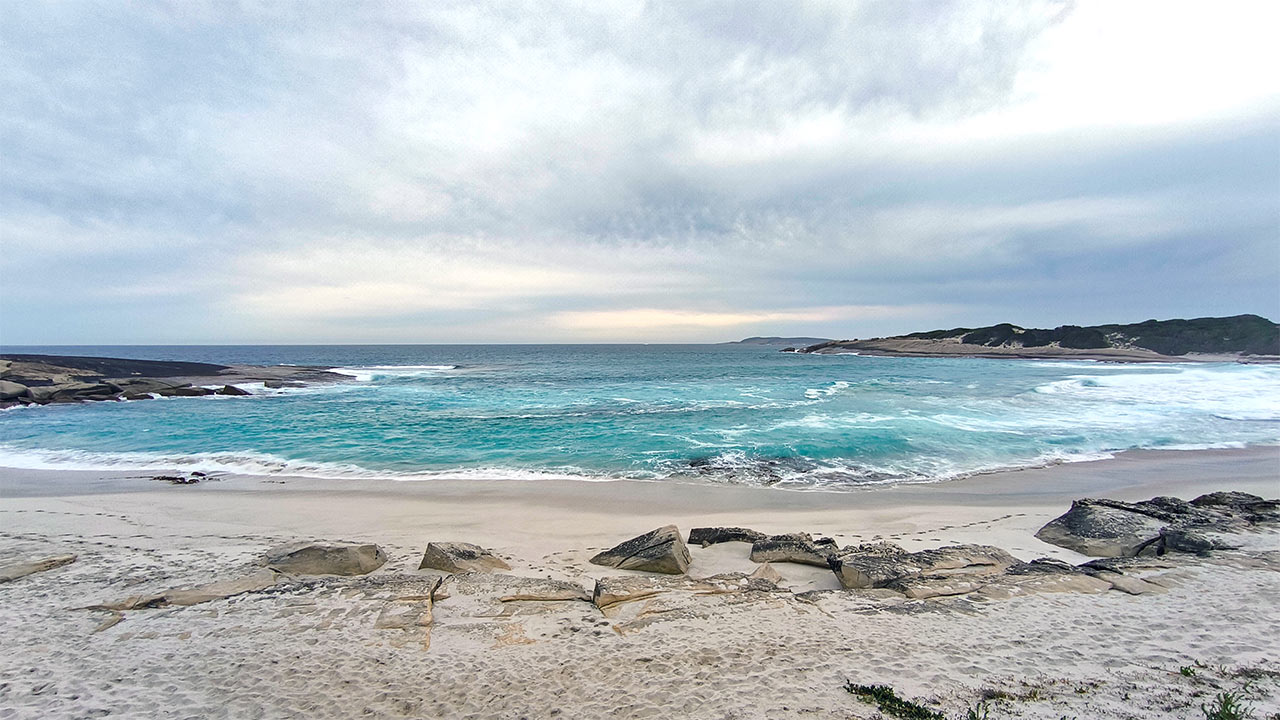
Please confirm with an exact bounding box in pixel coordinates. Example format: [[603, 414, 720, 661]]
[[788, 314, 1280, 362], [722, 336, 832, 347]]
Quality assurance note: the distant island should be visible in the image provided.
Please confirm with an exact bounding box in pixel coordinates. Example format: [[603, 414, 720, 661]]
[[791, 314, 1280, 362], [723, 336, 832, 347]]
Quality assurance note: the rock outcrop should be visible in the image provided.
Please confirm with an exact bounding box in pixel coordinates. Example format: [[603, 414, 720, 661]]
[[749, 533, 836, 567], [589, 525, 691, 574], [829, 543, 1017, 590], [418, 542, 511, 573], [263, 542, 387, 576], [1035, 493, 1278, 557], [0, 353, 349, 407]]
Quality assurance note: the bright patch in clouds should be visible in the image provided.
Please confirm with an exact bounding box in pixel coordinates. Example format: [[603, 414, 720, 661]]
[[0, 0, 1276, 344]]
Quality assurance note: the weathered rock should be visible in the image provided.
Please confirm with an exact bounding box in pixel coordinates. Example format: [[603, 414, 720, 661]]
[[1091, 571, 1166, 595], [1035, 499, 1169, 557], [827, 543, 912, 588], [829, 543, 1016, 589], [163, 569, 280, 606], [687, 526, 768, 547], [0, 554, 77, 583], [418, 541, 511, 573], [1159, 527, 1233, 555], [375, 576, 442, 629], [264, 379, 306, 389], [749, 562, 784, 585], [263, 542, 387, 576], [592, 575, 690, 608], [589, 525, 691, 574], [749, 532, 834, 567], [0, 380, 28, 400], [215, 384, 252, 396], [94, 569, 281, 610], [122, 391, 156, 400], [891, 574, 992, 599], [439, 574, 590, 618]]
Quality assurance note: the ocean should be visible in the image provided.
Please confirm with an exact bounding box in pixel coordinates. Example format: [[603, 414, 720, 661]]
[[2, 344, 1278, 488]]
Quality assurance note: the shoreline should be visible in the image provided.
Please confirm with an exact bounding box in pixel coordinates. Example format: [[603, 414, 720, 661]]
[[3, 445, 1276, 567], [1, 445, 1277, 718]]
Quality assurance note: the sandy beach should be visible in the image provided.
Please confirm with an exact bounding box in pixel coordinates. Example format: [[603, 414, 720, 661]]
[[1, 446, 1277, 719]]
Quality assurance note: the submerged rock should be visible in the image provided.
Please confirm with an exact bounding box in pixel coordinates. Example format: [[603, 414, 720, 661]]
[[589, 525, 691, 574], [418, 541, 511, 573], [263, 542, 387, 576]]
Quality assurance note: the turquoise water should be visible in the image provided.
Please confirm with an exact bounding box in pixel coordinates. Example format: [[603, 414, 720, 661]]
[[2, 345, 1278, 488]]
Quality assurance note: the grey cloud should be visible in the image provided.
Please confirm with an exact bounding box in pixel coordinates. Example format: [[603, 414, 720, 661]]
[[1, 1, 1276, 344]]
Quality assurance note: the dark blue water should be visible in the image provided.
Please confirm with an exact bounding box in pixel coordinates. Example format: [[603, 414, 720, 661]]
[[2, 345, 1277, 487]]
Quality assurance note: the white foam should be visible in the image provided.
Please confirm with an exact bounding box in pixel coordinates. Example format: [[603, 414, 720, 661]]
[[1033, 365, 1280, 421], [0, 444, 612, 484], [330, 365, 459, 382]]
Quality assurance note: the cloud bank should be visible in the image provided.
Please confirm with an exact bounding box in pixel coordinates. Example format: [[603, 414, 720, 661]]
[[2, 0, 1277, 343]]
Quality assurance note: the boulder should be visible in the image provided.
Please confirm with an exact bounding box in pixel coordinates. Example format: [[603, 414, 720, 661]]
[[589, 525, 691, 575], [749, 532, 834, 567], [0, 554, 77, 583], [263, 542, 387, 576], [0, 380, 28, 400], [215, 384, 252, 396], [418, 541, 510, 573], [687, 526, 768, 547], [1034, 499, 1169, 557]]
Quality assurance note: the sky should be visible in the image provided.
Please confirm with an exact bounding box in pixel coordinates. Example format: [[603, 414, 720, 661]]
[[2, 0, 1278, 344]]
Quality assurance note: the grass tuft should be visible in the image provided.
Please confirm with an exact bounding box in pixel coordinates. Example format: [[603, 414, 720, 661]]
[[1202, 691, 1255, 720]]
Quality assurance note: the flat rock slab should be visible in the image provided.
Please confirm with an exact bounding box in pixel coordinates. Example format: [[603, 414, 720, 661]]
[[264, 542, 387, 576], [589, 525, 691, 575], [438, 573, 591, 618], [830, 543, 1017, 589], [96, 568, 281, 610], [418, 541, 511, 573], [0, 554, 77, 583], [164, 569, 281, 606]]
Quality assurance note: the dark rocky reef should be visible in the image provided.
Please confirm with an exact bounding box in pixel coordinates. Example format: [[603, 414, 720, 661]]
[[0, 353, 348, 408]]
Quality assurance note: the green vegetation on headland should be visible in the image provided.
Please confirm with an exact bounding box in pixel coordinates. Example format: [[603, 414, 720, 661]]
[[796, 314, 1279, 360]]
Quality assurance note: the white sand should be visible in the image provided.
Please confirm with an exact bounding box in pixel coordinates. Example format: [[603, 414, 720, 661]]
[[1, 446, 1278, 719]]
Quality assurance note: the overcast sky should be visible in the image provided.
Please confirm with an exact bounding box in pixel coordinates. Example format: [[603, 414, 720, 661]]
[[2, 1, 1277, 344]]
